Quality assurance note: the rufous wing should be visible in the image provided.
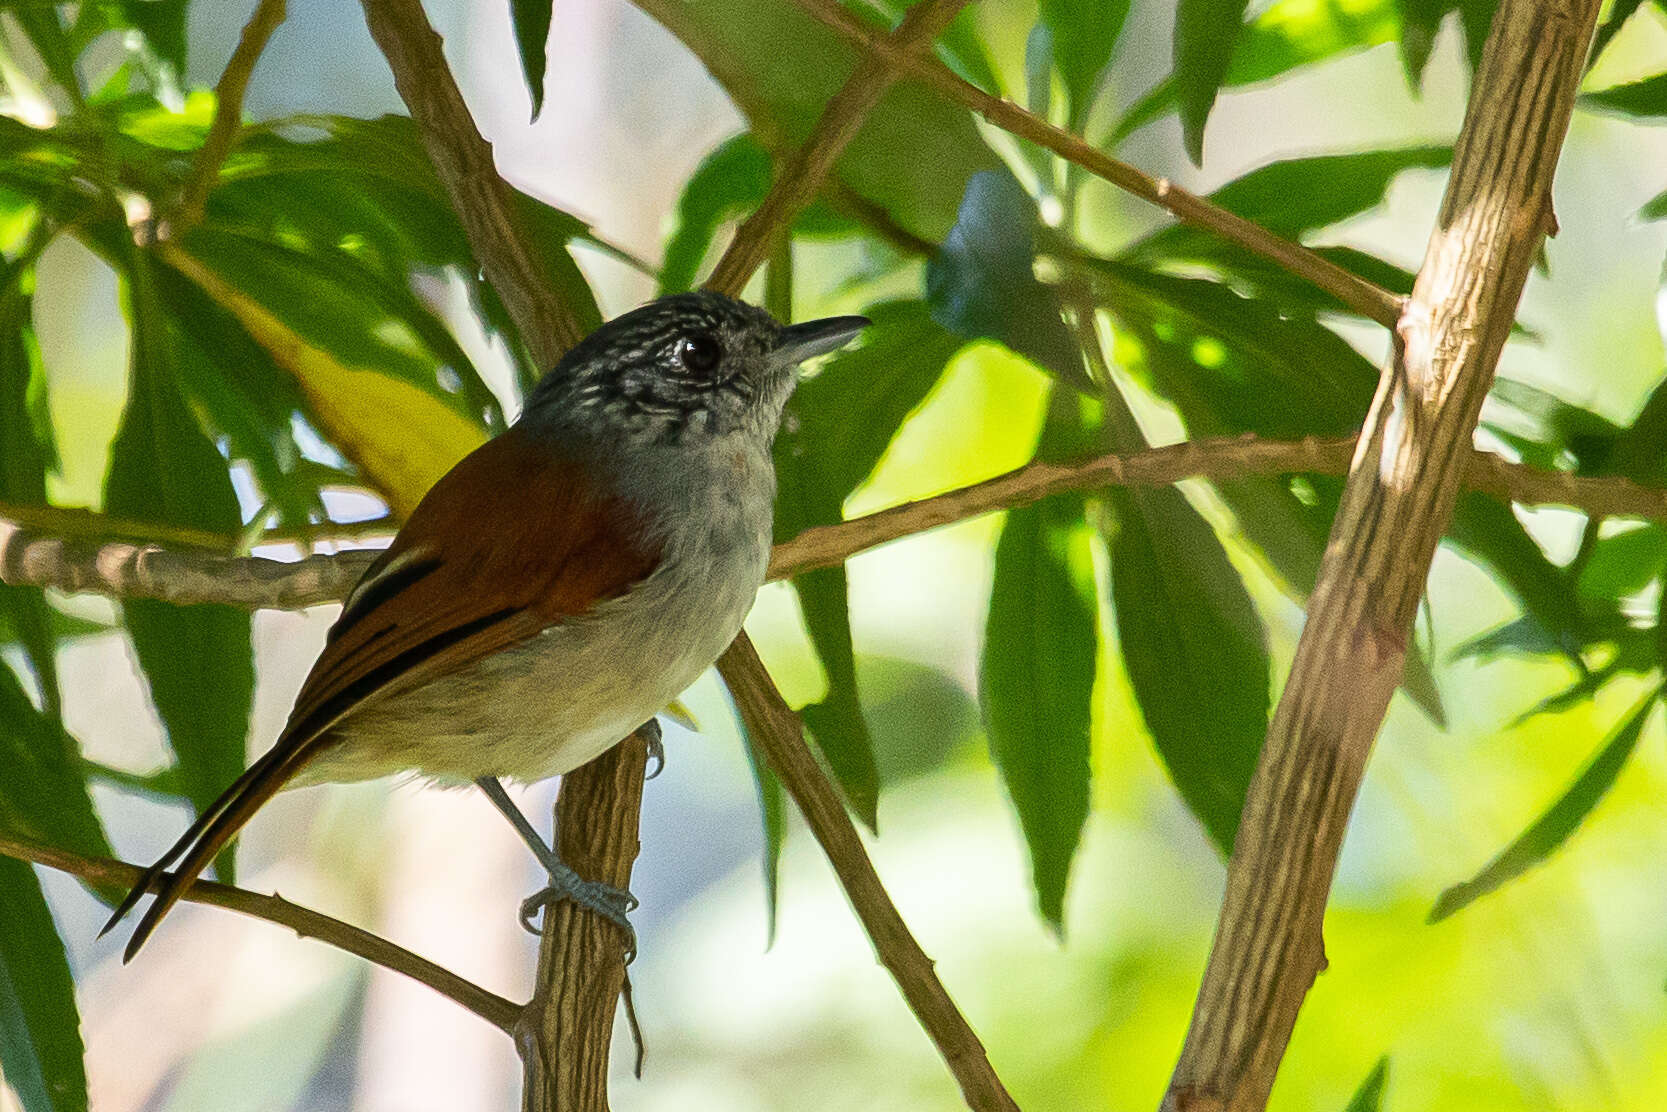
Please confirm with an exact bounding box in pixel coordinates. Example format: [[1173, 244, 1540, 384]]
[[110, 423, 663, 959]]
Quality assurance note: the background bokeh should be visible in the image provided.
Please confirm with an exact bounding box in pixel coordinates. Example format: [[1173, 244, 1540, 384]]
[[10, 1, 1667, 1110]]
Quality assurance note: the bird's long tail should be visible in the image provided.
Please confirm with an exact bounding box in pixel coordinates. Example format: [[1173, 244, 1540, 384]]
[[102, 740, 319, 961]]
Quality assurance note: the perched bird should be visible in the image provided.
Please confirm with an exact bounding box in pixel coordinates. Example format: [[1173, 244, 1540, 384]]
[[106, 291, 868, 960]]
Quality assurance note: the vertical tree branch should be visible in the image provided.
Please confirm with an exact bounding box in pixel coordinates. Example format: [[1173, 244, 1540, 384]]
[[358, 0, 585, 366], [1161, 4, 1602, 1110]]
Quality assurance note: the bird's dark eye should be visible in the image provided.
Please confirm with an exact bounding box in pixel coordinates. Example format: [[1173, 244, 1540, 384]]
[[675, 334, 722, 374]]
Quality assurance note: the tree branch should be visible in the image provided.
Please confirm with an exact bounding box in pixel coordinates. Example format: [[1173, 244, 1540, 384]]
[[357, 0, 584, 367], [173, 0, 287, 232], [1161, 4, 1603, 1110], [790, 0, 1403, 328], [0, 831, 521, 1033], [14, 435, 1667, 610]]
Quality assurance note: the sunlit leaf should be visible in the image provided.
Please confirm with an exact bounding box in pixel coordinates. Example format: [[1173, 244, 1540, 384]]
[[633, 0, 1002, 244], [0, 856, 87, 1112], [106, 255, 253, 881], [1343, 1058, 1390, 1112], [1589, 0, 1654, 66], [1429, 687, 1659, 922], [1173, 0, 1251, 164]]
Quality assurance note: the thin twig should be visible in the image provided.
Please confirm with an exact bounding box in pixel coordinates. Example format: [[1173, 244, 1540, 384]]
[[1160, 4, 1604, 1110], [173, 0, 287, 232], [357, 0, 585, 366], [0, 831, 521, 1033], [789, 0, 1404, 328], [12, 435, 1667, 610], [0, 498, 394, 552]]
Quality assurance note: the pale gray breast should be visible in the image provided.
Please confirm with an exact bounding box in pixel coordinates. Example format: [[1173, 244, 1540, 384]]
[[308, 434, 776, 786]]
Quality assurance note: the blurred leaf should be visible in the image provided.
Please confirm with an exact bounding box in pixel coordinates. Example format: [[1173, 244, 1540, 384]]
[[511, 0, 554, 118], [1429, 686, 1658, 922], [1576, 525, 1667, 601], [982, 479, 1094, 929], [1641, 188, 1667, 221], [1446, 493, 1587, 660], [106, 255, 252, 882], [1037, 0, 1132, 130], [9, 5, 83, 103], [1173, 0, 1250, 164], [634, 0, 1002, 244], [1401, 640, 1448, 727], [1110, 484, 1269, 853], [1343, 1058, 1390, 1112], [774, 300, 964, 828], [0, 661, 111, 869], [1111, 0, 1399, 145], [1589, 0, 1652, 66], [926, 170, 1093, 393], [732, 694, 787, 942], [160, 242, 486, 517], [849, 0, 999, 92], [659, 133, 853, 296], [0, 281, 62, 718], [118, 0, 188, 74], [1582, 71, 1667, 118], [1397, 0, 1496, 89], [0, 856, 87, 1112]]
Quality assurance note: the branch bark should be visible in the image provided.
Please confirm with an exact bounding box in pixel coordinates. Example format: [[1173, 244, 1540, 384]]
[[790, 0, 1402, 328], [1161, 4, 1603, 1110], [0, 831, 520, 1032]]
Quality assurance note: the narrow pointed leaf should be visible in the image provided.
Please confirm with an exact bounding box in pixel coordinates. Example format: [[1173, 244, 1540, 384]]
[[511, 0, 555, 119], [1111, 486, 1269, 853], [1582, 71, 1667, 119], [1036, 0, 1132, 130], [105, 256, 252, 881], [1173, 0, 1251, 164], [982, 491, 1095, 930], [1429, 688, 1659, 922], [1343, 1058, 1390, 1112], [0, 856, 88, 1112]]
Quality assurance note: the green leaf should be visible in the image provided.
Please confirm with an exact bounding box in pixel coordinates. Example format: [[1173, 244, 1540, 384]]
[[926, 170, 1092, 393], [1582, 71, 1667, 119], [732, 693, 787, 941], [634, 0, 1002, 244], [0, 856, 87, 1112], [1173, 0, 1251, 164], [511, 0, 555, 119], [118, 0, 189, 74], [1111, 0, 1399, 146], [659, 133, 853, 296], [1590, 0, 1652, 66], [9, 6, 83, 104], [1037, 0, 1132, 130], [1110, 484, 1270, 853], [1576, 525, 1667, 601], [106, 254, 253, 882], [0, 282, 62, 718], [1343, 1058, 1390, 1112], [1396, 0, 1496, 90], [0, 660, 112, 873], [773, 300, 964, 828], [1429, 687, 1659, 922], [981, 482, 1094, 930]]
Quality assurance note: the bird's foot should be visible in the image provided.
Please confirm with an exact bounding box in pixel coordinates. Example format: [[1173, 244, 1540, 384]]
[[518, 861, 639, 962], [640, 718, 665, 780]]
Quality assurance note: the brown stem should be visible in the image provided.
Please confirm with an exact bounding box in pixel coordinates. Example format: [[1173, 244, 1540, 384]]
[[357, 0, 585, 367], [1161, 4, 1603, 1110], [789, 0, 1403, 328], [718, 634, 1017, 1112], [0, 831, 520, 1032], [172, 0, 287, 232]]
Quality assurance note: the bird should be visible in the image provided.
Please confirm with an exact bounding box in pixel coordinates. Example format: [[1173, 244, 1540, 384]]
[[104, 290, 869, 961]]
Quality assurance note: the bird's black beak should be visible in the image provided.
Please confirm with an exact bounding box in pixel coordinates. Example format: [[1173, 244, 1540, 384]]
[[772, 315, 870, 368]]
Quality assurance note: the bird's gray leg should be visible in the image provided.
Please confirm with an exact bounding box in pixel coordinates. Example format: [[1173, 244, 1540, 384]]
[[475, 776, 637, 960], [640, 717, 665, 780]]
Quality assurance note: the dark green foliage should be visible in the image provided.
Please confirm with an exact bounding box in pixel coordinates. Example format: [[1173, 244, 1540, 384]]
[[0, 857, 87, 1112], [511, 0, 555, 119], [1173, 0, 1251, 163]]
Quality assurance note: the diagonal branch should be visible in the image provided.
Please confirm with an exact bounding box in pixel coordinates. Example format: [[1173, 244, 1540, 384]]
[[173, 0, 288, 232], [0, 831, 521, 1033], [791, 0, 1403, 328], [1161, 4, 1604, 1110]]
